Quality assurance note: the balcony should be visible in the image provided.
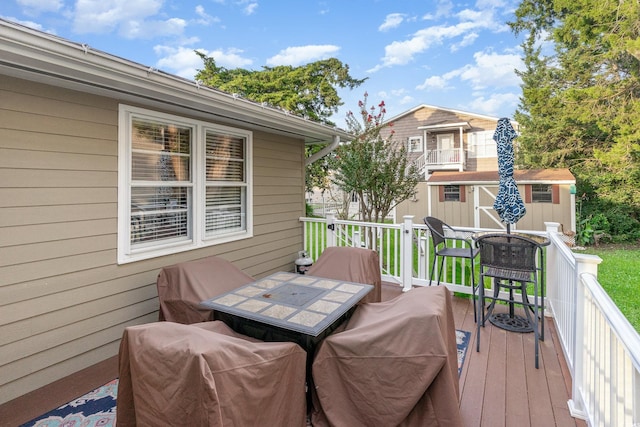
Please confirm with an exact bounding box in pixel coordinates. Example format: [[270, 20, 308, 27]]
[[301, 214, 640, 427], [414, 148, 464, 177]]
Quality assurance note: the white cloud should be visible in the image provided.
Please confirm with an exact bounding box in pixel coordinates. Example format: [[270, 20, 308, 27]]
[[242, 3, 258, 15], [194, 5, 220, 25], [458, 50, 523, 89], [155, 46, 204, 79], [416, 75, 450, 90], [17, 0, 63, 14], [379, 13, 405, 32], [398, 95, 415, 105], [0, 16, 48, 32], [155, 45, 253, 78], [371, 4, 507, 72], [451, 32, 478, 52], [120, 17, 187, 39], [423, 0, 453, 20], [72, 0, 187, 39], [266, 45, 340, 66], [416, 49, 522, 94], [466, 92, 519, 117]]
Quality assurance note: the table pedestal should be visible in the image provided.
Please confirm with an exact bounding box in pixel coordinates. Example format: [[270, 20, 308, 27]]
[[488, 312, 533, 333]]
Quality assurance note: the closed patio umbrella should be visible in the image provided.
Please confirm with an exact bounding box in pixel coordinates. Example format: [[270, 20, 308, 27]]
[[493, 118, 525, 233]]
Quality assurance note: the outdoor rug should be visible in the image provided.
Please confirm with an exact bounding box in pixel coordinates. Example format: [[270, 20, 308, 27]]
[[456, 329, 471, 376], [21, 330, 471, 426]]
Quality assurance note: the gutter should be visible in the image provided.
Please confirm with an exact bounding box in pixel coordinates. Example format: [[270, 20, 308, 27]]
[[0, 19, 351, 145], [305, 135, 342, 167]]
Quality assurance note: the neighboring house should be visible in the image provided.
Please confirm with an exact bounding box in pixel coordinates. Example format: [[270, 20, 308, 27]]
[[381, 105, 576, 233], [0, 19, 350, 404]]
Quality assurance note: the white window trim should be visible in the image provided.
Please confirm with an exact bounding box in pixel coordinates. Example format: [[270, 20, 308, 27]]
[[468, 130, 496, 159], [117, 104, 253, 264], [408, 136, 423, 153]]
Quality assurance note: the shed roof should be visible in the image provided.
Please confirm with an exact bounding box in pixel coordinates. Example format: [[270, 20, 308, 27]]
[[427, 169, 575, 185]]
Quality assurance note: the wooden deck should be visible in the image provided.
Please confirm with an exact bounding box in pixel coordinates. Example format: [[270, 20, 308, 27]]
[[2, 284, 587, 426]]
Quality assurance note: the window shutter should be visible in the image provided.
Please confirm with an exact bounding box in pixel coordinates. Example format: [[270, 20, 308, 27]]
[[439, 185, 445, 202], [525, 185, 532, 203], [552, 184, 560, 204], [460, 185, 466, 203]]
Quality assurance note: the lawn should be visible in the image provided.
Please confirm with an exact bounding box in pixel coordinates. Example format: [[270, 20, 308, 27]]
[[581, 244, 640, 333]]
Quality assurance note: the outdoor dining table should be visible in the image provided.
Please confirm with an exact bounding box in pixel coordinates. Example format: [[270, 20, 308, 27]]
[[200, 271, 373, 348], [471, 231, 550, 333], [200, 271, 373, 406]]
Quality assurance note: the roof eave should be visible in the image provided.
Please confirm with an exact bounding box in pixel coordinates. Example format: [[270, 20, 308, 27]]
[[0, 19, 351, 144]]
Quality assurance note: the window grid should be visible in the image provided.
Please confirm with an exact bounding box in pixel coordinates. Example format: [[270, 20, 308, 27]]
[[444, 185, 461, 201], [532, 184, 553, 203], [118, 105, 252, 263]]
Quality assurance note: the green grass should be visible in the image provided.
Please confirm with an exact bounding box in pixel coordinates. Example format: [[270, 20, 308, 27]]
[[582, 245, 640, 333]]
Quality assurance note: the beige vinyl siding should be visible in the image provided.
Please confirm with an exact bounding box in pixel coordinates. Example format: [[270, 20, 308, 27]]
[[426, 185, 475, 226], [0, 76, 306, 403]]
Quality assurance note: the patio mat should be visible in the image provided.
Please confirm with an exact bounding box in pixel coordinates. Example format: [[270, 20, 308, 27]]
[[456, 329, 471, 376], [21, 329, 471, 427]]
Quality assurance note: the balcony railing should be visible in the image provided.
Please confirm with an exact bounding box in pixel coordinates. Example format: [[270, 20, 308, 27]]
[[300, 214, 640, 426]]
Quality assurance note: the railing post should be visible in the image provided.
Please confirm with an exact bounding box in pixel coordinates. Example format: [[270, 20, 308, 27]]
[[402, 215, 414, 292], [353, 230, 362, 247], [545, 222, 560, 318], [568, 253, 602, 420], [326, 213, 336, 247]]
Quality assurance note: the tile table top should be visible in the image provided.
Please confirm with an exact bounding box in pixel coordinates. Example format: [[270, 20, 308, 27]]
[[200, 272, 373, 337]]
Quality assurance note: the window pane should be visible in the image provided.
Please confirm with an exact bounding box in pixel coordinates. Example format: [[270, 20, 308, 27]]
[[206, 132, 245, 181], [444, 185, 460, 201], [205, 186, 246, 236], [468, 131, 496, 158], [130, 187, 191, 245], [131, 120, 191, 182], [532, 184, 552, 203]]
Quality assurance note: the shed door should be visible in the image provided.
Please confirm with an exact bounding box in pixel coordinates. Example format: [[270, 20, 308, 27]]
[[473, 185, 508, 230]]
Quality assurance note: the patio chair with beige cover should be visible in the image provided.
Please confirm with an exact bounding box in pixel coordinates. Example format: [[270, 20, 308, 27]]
[[311, 286, 463, 427], [307, 246, 382, 304], [156, 255, 255, 324], [116, 320, 308, 426]]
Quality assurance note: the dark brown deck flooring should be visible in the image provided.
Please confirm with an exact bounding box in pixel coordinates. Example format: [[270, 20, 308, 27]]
[[0, 283, 586, 427]]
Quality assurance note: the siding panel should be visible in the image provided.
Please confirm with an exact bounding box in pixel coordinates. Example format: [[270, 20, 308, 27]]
[[0, 75, 308, 404]]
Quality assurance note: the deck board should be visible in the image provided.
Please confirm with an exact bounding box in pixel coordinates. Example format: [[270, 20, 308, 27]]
[[0, 284, 587, 427]]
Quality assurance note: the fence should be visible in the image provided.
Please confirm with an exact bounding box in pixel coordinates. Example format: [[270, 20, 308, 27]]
[[300, 215, 640, 426]]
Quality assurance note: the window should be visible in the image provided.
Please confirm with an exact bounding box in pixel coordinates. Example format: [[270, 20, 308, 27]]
[[438, 185, 466, 202], [531, 184, 552, 203], [444, 185, 460, 201], [468, 130, 496, 158], [118, 105, 252, 263], [408, 136, 423, 152]]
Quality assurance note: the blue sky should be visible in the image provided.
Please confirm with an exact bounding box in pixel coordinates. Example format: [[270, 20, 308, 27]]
[[2, 0, 525, 127]]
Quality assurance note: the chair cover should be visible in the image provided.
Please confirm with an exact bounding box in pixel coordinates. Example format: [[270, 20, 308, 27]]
[[311, 286, 462, 427], [156, 255, 255, 324], [116, 321, 307, 427], [307, 246, 382, 304]]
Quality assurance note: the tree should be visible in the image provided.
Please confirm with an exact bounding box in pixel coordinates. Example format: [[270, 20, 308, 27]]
[[510, 0, 640, 242], [331, 93, 421, 224], [194, 54, 365, 126], [194, 53, 365, 195]]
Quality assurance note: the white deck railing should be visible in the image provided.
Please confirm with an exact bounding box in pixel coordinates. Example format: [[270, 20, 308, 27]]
[[300, 215, 640, 426]]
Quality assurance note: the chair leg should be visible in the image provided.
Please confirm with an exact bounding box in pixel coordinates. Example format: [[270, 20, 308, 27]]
[[436, 256, 445, 286], [476, 277, 485, 353], [471, 259, 477, 323], [429, 255, 437, 286]]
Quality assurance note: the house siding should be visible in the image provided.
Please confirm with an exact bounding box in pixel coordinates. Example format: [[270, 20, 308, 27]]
[[0, 75, 306, 403]]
